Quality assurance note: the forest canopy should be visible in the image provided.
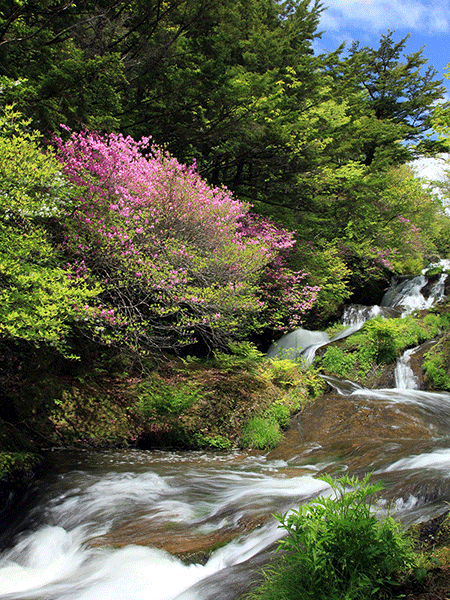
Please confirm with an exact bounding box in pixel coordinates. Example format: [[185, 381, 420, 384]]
[[0, 0, 449, 359]]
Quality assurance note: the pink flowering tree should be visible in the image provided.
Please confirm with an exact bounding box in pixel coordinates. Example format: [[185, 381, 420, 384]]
[[237, 215, 320, 334], [53, 129, 318, 352]]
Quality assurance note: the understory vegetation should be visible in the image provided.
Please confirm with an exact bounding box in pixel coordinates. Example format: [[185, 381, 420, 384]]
[[0, 340, 324, 474], [319, 309, 450, 388]]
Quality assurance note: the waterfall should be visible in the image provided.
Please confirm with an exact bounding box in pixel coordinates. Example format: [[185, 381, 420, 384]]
[[341, 305, 384, 328], [428, 271, 448, 304], [381, 275, 430, 312], [267, 260, 449, 362], [266, 328, 330, 361], [381, 260, 449, 315], [394, 347, 420, 390]]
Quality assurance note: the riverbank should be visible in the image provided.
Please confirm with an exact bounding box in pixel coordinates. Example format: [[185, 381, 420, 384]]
[[0, 343, 325, 480], [399, 512, 450, 600]]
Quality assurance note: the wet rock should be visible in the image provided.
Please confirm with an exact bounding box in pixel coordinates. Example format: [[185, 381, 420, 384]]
[[267, 393, 439, 473], [89, 513, 271, 563]]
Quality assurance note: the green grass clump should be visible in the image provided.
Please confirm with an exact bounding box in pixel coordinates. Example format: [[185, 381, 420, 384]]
[[240, 416, 282, 450], [246, 473, 416, 600]]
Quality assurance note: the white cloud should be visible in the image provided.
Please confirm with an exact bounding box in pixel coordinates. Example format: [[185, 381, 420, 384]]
[[412, 154, 449, 181], [321, 0, 450, 33]]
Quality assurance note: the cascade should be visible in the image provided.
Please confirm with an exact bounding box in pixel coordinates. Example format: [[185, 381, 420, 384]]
[[341, 304, 384, 327], [267, 260, 449, 362], [395, 347, 420, 390], [266, 328, 330, 361], [381, 260, 449, 314], [380, 274, 430, 311]]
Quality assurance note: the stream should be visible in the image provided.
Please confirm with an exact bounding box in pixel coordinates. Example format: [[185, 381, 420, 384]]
[[1, 265, 450, 600]]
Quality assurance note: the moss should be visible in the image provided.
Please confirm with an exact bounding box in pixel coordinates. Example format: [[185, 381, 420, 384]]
[[423, 336, 450, 391]]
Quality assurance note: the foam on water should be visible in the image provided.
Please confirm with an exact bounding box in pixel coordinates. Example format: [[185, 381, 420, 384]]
[[379, 448, 450, 474], [0, 470, 330, 600]]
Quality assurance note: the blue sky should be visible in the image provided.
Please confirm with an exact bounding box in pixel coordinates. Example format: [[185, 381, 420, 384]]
[[314, 0, 450, 97], [313, 0, 450, 180]]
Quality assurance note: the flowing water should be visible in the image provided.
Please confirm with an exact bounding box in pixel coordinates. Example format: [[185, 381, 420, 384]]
[[1, 266, 450, 599], [395, 347, 420, 389]]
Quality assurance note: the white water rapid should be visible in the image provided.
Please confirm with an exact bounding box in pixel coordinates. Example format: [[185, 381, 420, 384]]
[[0, 451, 331, 600]]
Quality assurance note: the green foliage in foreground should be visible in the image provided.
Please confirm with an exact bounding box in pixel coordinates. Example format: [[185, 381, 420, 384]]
[[246, 473, 416, 600]]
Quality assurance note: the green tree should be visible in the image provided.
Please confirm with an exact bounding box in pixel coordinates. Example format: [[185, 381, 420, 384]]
[[0, 0, 127, 130], [431, 62, 450, 144], [0, 0, 330, 211], [0, 105, 99, 355], [344, 31, 447, 167]]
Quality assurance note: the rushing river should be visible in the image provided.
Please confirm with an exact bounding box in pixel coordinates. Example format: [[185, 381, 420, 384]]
[[1, 266, 450, 600]]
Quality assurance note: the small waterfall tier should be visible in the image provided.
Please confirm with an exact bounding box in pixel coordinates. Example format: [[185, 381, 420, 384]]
[[341, 305, 399, 329], [381, 260, 449, 314], [267, 260, 449, 362], [266, 328, 330, 361], [395, 347, 420, 390]]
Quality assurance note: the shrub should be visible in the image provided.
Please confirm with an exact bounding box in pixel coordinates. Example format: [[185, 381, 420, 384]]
[[212, 341, 265, 372], [193, 433, 232, 450], [52, 130, 319, 351], [423, 337, 450, 391], [262, 358, 304, 387], [321, 346, 358, 379], [0, 106, 100, 357], [0, 452, 42, 480], [362, 316, 433, 359], [364, 319, 398, 364], [246, 473, 416, 600], [136, 377, 202, 444], [240, 416, 282, 450], [265, 402, 291, 430]]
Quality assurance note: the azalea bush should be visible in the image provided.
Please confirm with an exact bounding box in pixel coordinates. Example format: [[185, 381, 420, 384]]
[[237, 215, 320, 333], [53, 129, 319, 352]]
